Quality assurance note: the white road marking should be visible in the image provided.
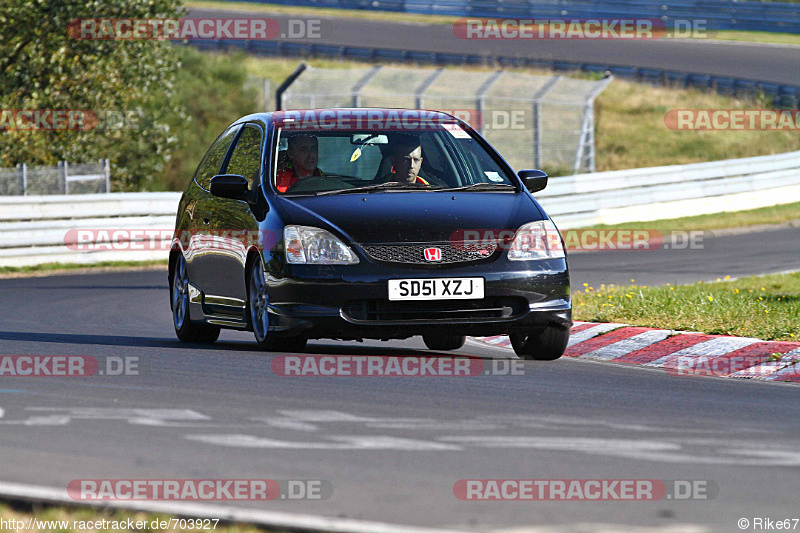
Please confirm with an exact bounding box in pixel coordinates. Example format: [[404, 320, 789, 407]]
[[276, 410, 376, 422], [567, 323, 625, 347], [266, 411, 500, 432], [733, 347, 800, 379], [186, 434, 462, 451], [366, 420, 503, 431], [644, 337, 762, 367], [493, 524, 707, 532], [578, 330, 671, 360], [438, 436, 800, 466], [0, 408, 211, 426], [255, 417, 320, 432]]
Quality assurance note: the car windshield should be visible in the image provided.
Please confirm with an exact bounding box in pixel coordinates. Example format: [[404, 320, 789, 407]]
[[273, 118, 516, 195]]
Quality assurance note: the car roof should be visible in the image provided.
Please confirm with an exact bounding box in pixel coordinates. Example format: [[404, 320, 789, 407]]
[[230, 108, 463, 129]]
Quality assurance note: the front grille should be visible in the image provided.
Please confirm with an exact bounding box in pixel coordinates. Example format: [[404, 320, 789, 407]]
[[361, 242, 497, 265], [342, 297, 527, 323]]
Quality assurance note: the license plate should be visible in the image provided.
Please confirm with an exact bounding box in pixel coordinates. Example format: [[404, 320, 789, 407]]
[[388, 278, 484, 301]]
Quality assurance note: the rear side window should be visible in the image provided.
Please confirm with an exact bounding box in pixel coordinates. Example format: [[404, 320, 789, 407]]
[[194, 125, 240, 190], [224, 125, 264, 189]]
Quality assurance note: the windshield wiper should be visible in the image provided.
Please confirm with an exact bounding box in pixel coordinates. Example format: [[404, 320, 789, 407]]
[[315, 182, 425, 196], [436, 183, 515, 192]]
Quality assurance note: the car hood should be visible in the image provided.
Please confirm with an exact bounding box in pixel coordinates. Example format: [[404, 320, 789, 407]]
[[275, 192, 545, 244]]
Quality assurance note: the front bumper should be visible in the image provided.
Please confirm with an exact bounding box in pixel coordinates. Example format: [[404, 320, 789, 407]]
[[265, 257, 572, 340]]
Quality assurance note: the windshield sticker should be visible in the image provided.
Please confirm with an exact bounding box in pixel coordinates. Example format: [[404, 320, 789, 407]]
[[443, 123, 471, 139], [485, 171, 504, 182]]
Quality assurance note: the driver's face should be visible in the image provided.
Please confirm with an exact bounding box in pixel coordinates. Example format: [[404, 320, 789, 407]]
[[391, 145, 423, 183], [288, 137, 318, 177]]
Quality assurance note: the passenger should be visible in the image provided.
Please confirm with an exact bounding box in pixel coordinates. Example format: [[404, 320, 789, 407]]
[[381, 135, 429, 186], [276, 134, 324, 192]]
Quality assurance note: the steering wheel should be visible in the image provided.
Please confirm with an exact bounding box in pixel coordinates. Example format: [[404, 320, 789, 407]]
[[285, 176, 354, 193]]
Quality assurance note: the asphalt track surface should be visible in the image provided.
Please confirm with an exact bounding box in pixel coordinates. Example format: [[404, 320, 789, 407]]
[[4, 12, 800, 529], [1, 228, 798, 532], [567, 225, 800, 287], [189, 8, 800, 86]]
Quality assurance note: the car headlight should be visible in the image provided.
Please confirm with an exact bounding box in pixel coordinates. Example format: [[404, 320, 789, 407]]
[[507, 219, 565, 261], [283, 225, 359, 264]]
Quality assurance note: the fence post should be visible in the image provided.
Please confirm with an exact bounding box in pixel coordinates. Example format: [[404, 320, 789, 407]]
[[16, 163, 27, 196], [575, 74, 614, 173], [58, 160, 69, 194], [474, 70, 504, 136], [414, 67, 444, 110], [103, 158, 111, 193], [351, 65, 381, 108], [275, 62, 307, 111], [531, 76, 561, 169]]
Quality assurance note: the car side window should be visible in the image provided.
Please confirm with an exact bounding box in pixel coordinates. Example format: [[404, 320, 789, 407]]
[[194, 125, 240, 190], [224, 125, 264, 189]]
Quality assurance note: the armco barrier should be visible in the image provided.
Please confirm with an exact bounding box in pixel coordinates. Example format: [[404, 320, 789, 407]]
[[537, 149, 800, 228], [235, 0, 800, 34], [0, 192, 180, 267], [1, 151, 799, 266], [182, 40, 800, 108]]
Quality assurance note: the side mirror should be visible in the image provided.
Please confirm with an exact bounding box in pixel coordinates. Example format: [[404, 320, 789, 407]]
[[210, 174, 249, 201], [518, 169, 548, 193]]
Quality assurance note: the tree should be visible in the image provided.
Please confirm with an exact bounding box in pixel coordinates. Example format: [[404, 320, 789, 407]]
[[0, 0, 183, 191], [161, 46, 261, 191]]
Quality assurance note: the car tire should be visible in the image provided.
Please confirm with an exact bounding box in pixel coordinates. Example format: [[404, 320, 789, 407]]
[[248, 256, 308, 352], [509, 326, 569, 360], [422, 333, 466, 351], [172, 255, 220, 343]]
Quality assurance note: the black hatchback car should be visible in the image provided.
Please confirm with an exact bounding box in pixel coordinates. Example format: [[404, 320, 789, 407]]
[[169, 109, 571, 359]]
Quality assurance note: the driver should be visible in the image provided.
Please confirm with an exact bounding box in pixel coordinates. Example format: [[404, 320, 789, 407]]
[[381, 135, 429, 186], [276, 134, 325, 192]]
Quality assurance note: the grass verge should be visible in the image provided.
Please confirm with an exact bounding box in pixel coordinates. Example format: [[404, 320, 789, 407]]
[[575, 202, 800, 233], [573, 271, 800, 341], [0, 502, 278, 533], [186, 1, 800, 45], [0, 260, 167, 278], [592, 81, 800, 171]]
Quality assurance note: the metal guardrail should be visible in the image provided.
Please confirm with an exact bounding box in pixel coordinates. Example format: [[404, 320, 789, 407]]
[[538, 149, 800, 228], [0, 159, 111, 196], [0, 192, 180, 267], [237, 0, 800, 34], [184, 40, 800, 109], [1, 150, 799, 266]]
